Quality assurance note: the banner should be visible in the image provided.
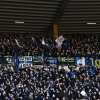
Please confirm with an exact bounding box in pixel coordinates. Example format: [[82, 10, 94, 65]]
[[33, 56, 43, 65], [85, 57, 94, 66], [0, 55, 99, 69], [46, 57, 58, 65], [59, 57, 75, 65], [76, 57, 85, 66], [4, 56, 14, 64], [0, 56, 14, 64], [18, 56, 32, 69], [95, 59, 100, 69]]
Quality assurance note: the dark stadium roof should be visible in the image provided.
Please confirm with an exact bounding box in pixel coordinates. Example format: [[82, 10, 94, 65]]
[[0, 0, 100, 34]]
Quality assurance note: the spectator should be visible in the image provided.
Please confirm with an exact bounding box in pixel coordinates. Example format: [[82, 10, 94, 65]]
[[0, 64, 99, 100]]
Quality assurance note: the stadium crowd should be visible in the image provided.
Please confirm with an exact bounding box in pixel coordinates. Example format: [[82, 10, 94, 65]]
[[0, 33, 100, 56], [0, 33, 99, 100], [0, 64, 99, 100]]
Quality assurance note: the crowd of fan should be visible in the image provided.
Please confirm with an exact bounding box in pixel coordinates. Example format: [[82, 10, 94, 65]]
[[0, 33, 100, 100], [0, 64, 99, 100], [0, 33, 100, 56]]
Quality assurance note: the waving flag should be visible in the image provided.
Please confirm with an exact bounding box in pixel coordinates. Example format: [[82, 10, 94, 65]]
[[55, 35, 64, 49], [15, 39, 22, 48]]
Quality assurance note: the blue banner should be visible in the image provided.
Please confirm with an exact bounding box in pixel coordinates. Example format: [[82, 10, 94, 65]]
[[18, 56, 32, 69], [33, 56, 43, 65], [46, 57, 58, 65], [75, 57, 86, 66], [0, 55, 99, 69], [85, 57, 94, 66]]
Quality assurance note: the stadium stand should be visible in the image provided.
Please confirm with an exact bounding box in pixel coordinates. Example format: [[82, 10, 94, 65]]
[[0, 0, 100, 100], [0, 33, 100, 56], [0, 33, 99, 100]]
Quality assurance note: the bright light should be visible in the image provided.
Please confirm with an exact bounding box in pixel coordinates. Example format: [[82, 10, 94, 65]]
[[87, 22, 96, 25], [15, 20, 24, 24]]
